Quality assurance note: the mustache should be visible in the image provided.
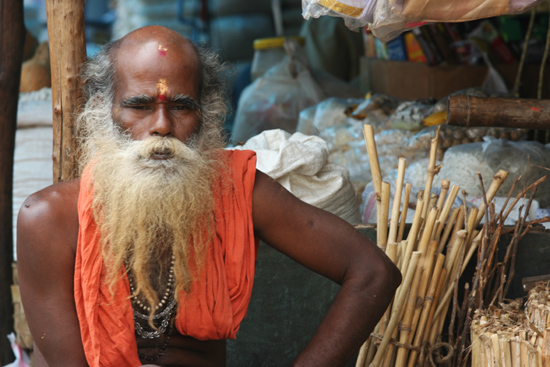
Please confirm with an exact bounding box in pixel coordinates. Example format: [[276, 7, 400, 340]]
[[121, 136, 201, 164]]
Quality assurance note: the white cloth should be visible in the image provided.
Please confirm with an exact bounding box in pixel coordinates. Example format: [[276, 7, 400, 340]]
[[233, 129, 362, 223]]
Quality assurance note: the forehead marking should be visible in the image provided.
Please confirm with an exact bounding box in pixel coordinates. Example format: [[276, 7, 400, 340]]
[[158, 44, 168, 57], [157, 79, 168, 101]]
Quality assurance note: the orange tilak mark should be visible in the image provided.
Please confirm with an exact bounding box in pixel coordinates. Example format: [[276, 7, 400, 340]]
[[157, 79, 168, 101], [530, 107, 542, 113], [158, 44, 168, 56]]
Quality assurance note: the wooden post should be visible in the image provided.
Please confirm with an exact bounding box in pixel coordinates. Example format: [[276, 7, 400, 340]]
[[46, 0, 87, 183], [0, 0, 24, 364], [447, 95, 550, 130]]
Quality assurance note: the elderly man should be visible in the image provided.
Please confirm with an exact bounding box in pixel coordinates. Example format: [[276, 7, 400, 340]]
[[17, 26, 400, 367]]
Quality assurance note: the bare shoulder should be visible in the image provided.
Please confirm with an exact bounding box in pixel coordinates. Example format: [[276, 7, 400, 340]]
[[17, 178, 81, 254]]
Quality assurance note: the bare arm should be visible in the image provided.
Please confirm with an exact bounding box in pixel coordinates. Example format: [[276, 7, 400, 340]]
[[16, 180, 88, 367], [252, 171, 401, 367]]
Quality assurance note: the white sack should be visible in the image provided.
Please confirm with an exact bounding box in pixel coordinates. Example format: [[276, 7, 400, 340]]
[[233, 129, 362, 224]]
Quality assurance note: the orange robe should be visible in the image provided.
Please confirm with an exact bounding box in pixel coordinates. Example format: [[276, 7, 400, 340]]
[[74, 150, 259, 367]]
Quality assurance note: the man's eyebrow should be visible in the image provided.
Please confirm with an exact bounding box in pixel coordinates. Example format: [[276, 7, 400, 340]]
[[172, 94, 200, 110], [119, 94, 155, 106]]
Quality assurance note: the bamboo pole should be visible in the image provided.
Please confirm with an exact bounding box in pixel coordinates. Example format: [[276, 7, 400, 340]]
[[393, 254, 425, 367], [46, 0, 86, 182], [511, 337, 522, 367], [364, 124, 381, 195], [492, 333, 502, 367], [436, 179, 450, 212], [475, 170, 510, 227], [356, 340, 370, 367], [465, 207, 480, 251], [406, 240, 439, 347], [444, 206, 466, 263], [437, 207, 460, 254], [435, 185, 460, 240], [388, 158, 406, 245], [369, 252, 421, 367], [421, 127, 441, 221], [0, 0, 24, 363], [416, 207, 438, 256], [406, 254, 446, 367], [400, 199, 424, 281], [378, 182, 391, 251], [397, 183, 412, 244], [432, 230, 468, 329], [500, 335, 513, 367]]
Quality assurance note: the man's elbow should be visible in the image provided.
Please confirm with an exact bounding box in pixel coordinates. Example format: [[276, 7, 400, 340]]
[[362, 255, 402, 306]]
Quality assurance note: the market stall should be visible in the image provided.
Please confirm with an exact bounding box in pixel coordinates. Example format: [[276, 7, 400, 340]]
[[4, 0, 550, 366]]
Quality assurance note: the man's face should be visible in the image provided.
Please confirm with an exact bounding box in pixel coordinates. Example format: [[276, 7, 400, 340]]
[[111, 39, 202, 149]]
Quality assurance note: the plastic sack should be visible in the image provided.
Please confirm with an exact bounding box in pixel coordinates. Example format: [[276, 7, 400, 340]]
[[231, 39, 361, 145], [387, 99, 434, 131], [296, 96, 399, 189], [434, 139, 550, 207], [3, 333, 31, 367], [301, 0, 544, 42], [296, 97, 363, 136], [232, 129, 362, 223]]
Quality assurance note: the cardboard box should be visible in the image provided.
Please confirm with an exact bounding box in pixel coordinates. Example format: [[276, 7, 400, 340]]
[[361, 58, 489, 100], [360, 58, 550, 101]]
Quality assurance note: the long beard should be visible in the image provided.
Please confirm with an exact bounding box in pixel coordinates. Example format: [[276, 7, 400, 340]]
[[87, 126, 224, 313]]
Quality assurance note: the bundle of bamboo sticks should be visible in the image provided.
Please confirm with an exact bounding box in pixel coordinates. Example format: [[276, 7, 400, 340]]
[[470, 281, 550, 367], [356, 124, 549, 367], [470, 303, 539, 367]]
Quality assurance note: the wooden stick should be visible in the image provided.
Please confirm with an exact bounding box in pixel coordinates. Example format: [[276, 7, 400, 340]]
[[436, 179, 450, 212], [400, 199, 424, 283], [422, 126, 441, 220], [356, 339, 370, 367], [406, 239, 439, 347], [377, 182, 391, 250], [382, 327, 399, 367], [0, 0, 24, 362], [396, 240, 407, 271], [397, 183, 412, 244], [406, 254, 446, 367], [388, 158, 406, 245], [46, 0, 86, 182], [475, 170, 509, 227], [465, 207, 480, 250], [386, 243, 398, 264], [461, 230, 484, 278], [369, 252, 421, 367], [436, 207, 460, 254], [499, 335, 513, 367], [490, 334, 502, 367], [502, 176, 547, 223], [444, 206, 466, 262], [511, 337, 521, 367], [429, 193, 439, 213], [416, 207, 439, 256], [364, 124, 382, 195], [393, 252, 426, 367], [432, 219, 441, 241], [435, 185, 460, 240], [420, 267, 448, 349], [433, 230, 468, 322]]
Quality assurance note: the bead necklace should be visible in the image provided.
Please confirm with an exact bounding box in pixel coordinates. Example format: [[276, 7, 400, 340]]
[[128, 255, 175, 313], [126, 254, 177, 339]]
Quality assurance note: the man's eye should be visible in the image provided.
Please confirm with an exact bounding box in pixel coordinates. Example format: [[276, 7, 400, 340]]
[[128, 105, 148, 110], [173, 105, 190, 111]]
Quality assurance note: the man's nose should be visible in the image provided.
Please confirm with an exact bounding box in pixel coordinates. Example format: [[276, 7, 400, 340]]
[[149, 107, 173, 137]]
